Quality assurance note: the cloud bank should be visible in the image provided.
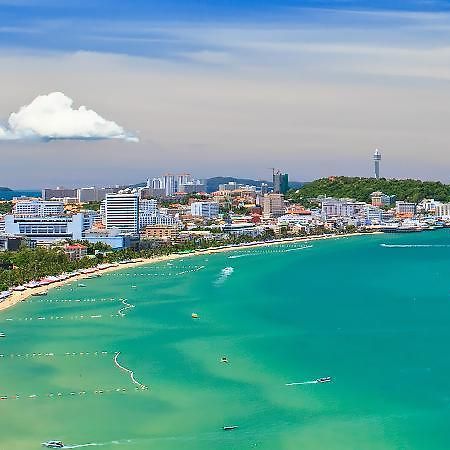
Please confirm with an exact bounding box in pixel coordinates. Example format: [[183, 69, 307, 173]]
[[0, 92, 138, 142]]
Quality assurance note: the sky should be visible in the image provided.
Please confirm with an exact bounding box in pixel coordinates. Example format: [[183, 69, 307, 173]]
[[2, 0, 450, 188]]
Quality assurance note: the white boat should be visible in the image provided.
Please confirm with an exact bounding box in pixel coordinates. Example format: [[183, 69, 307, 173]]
[[42, 441, 64, 448], [316, 376, 332, 383], [0, 333, 5, 338]]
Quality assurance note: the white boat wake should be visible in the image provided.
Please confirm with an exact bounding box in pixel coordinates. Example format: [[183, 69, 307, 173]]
[[113, 352, 148, 390], [228, 254, 253, 259], [285, 380, 319, 386], [63, 439, 132, 448], [381, 244, 450, 248], [214, 267, 234, 285]]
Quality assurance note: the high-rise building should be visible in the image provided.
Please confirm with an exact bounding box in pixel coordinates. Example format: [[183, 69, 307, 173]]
[[373, 148, 382, 179], [105, 193, 139, 234], [262, 194, 285, 218], [273, 170, 289, 194], [162, 174, 177, 196]]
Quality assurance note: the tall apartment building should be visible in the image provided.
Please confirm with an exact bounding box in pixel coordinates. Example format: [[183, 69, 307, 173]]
[[273, 170, 289, 194], [162, 174, 177, 196], [105, 193, 139, 234], [262, 194, 285, 218]]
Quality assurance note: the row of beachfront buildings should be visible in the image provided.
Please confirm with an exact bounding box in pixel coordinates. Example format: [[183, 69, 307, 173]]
[[1, 178, 450, 253]]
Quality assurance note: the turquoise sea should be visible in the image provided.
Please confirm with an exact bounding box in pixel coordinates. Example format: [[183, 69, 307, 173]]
[[0, 190, 41, 201], [1, 231, 450, 449]]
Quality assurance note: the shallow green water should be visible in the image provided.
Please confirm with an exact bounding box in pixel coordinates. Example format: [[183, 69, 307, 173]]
[[1, 231, 450, 449]]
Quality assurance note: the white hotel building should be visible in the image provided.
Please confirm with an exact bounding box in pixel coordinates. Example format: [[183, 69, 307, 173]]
[[4, 214, 84, 242], [13, 200, 64, 217], [105, 193, 139, 234]]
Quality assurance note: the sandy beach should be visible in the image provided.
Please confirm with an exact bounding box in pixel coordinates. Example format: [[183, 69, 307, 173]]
[[0, 232, 374, 313]]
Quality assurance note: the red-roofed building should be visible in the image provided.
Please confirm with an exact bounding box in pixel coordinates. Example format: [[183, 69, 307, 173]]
[[64, 243, 88, 260]]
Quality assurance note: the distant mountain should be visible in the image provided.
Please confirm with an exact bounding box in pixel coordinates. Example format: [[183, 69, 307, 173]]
[[206, 177, 304, 193], [0, 187, 12, 192]]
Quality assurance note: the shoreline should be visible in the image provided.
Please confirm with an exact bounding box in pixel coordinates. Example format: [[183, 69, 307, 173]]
[[0, 232, 375, 314]]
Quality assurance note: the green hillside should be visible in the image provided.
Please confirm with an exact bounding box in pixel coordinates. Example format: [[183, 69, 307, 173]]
[[288, 177, 450, 204]]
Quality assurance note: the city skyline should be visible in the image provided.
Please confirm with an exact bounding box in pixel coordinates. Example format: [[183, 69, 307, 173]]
[[2, 1, 450, 187]]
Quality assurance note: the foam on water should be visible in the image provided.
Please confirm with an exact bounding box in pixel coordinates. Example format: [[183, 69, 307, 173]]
[[214, 267, 234, 285]]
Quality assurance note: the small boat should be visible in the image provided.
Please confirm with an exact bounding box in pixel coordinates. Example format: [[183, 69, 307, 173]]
[[0, 332, 5, 338], [42, 441, 64, 448], [220, 356, 229, 363], [316, 376, 332, 383], [78, 283, 87, 288], [32, 291, 48, 297], [223, 425, 239, 431], [191, 313, 199, 319]]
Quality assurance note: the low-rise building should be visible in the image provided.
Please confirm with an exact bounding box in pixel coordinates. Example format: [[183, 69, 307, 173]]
[[395, 201, 416, 216], [435, 203, 450, 218], [321, 199, 365, 219], [63, 243, 88, 260], [13, 200, 64, 217], [141, 225, 179, 241], [4, 214, 84, 243], [371, 192, 392, 207], [191, 201, 220, 219]]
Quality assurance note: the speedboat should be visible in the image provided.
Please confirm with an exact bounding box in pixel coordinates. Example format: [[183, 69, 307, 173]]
[[316, 376, 332, 383], [0, 332, 5, 338], [220, 356, 229, 363], [32, 291, 48, 296], [223, 425, 239, 431], [77, 283, 87, 288], [42, 441, 64, 448], [191, 313, 199, 319]]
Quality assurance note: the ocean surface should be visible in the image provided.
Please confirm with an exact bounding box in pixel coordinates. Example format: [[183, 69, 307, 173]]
[[0, 190, 41, 200], [1, 231, 450, 449]]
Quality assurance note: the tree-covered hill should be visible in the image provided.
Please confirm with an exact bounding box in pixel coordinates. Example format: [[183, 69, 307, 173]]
[[288, 177, 450, 204]]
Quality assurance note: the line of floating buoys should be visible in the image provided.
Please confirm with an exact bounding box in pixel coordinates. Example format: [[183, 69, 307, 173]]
[[27, 298, 119, 304], [0, 386, 144, 401], [0, 350, 114, 359], [113, 352, 148, 390], [105, 266, 205, 277], [1, 314, 125, 322], [117, 299, 135, 317]]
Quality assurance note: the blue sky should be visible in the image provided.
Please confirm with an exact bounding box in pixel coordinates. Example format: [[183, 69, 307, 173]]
[[1, 0, 450, 187]]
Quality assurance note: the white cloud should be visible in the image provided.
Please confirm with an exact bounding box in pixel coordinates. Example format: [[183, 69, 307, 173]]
[[0, 92, 138, 142]]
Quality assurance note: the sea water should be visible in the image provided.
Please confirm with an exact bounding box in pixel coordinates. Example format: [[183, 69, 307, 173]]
[[1, 231, 450, 449]]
